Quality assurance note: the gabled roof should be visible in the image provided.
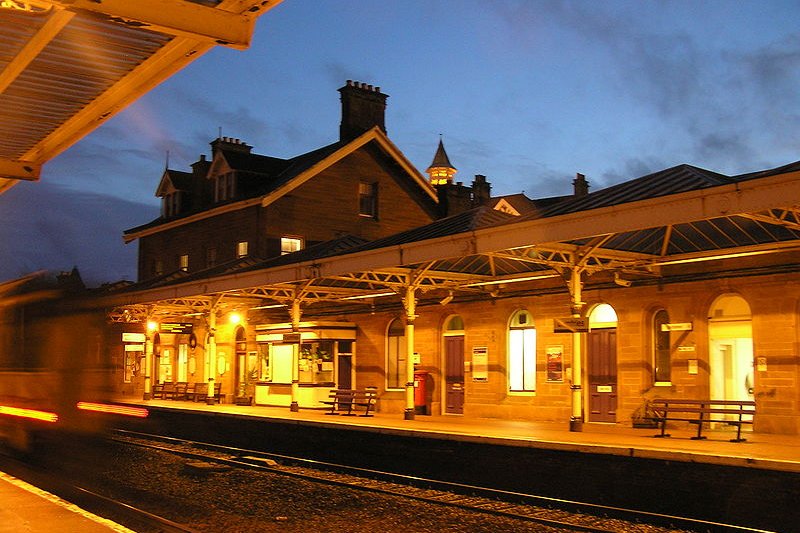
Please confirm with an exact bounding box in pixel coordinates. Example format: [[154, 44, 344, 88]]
[[124, 127, 439, 242], [259, 127, 438, 209], [155, 169, 193, 197]]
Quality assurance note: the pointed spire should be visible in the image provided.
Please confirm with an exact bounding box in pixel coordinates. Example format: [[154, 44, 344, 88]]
[[426, 135, 457, 185]]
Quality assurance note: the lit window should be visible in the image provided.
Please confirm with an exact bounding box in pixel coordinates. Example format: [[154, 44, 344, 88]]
[[179, 254, 189, 272], [386, 318, 406, 390], [653, 309, 671, 384], [509, 310, 536, 392], [359, 181, 377, 218], [281, 236, 303, 255], [237, 241, 249, 258]]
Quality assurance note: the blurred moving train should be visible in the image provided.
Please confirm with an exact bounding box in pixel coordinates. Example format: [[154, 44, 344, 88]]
[[0, 272, 147, 454]]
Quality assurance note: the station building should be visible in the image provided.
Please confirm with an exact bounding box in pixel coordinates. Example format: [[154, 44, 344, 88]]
[[103, 82, 800, 436]]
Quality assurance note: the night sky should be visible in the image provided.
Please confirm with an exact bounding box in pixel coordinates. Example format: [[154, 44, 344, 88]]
[[1, 0, 799, 284]]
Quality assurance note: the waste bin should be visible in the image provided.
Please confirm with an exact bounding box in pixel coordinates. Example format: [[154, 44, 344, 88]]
[[414, 369, 430, 415]]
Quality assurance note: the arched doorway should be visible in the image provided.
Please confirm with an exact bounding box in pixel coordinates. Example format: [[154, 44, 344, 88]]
[[587, 303, 618, 422], [443, 315, 465, 414], [708, 294, 754, 402]]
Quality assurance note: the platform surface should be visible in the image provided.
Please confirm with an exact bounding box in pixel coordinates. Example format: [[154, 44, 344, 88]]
[[124, 398, 800, 473], [0, 472, 132, 533]]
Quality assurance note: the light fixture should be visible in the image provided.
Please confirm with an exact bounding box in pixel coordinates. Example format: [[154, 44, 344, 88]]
[[439, 291, 454, 306], [614, 272, 632, 287], [250, 303, 286, 310], [464, 273, 559, 288], [229, 312, 242, 325], [146, 320, 158, 332], [341, 291, 396, 301]]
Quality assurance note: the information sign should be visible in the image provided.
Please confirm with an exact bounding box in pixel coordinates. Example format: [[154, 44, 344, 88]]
[[553, 317, 589, 333], [160, 322, 194, 334]]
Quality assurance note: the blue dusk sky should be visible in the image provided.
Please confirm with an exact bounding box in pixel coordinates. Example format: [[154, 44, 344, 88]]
[[1, 0, 799, 285]]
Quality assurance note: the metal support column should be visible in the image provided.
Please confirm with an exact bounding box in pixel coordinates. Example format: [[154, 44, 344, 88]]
[[403, 286, 417, 420], [569, 266, 585, 432], [143, 324, 153, 400], [206, 311, 217, 404], [290, 299, 301, 412]]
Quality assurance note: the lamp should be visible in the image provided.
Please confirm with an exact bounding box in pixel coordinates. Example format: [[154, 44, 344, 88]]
[[439, 291, 454, 306], [614, 272, 632, 287]]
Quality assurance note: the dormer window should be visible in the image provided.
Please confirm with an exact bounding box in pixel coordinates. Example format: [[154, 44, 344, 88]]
[[359, 181, 377, 218], [162, 191, 182, 217], [215, 172, 236, 202]]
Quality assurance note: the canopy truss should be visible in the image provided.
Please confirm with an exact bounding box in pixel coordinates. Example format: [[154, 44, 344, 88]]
[[101, 167, 800, 324], [0, 0, 283, 192]]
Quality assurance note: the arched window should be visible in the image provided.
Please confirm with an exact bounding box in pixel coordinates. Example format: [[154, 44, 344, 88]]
[[508, 310, 536, 392], [386, 318, 406, 390], [653, 309, 671, 384]]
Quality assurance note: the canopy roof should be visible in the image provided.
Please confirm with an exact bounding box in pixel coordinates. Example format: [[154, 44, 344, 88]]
[[0, 0, 283, 193], [98, 159, 800, 323]]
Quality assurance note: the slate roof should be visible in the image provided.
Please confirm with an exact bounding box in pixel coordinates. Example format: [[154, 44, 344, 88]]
[[533, 164, 733, 219]]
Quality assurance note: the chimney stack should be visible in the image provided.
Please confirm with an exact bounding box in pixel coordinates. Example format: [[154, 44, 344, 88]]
[[338, 80, 389, 141], [573, 173, 589, 197]]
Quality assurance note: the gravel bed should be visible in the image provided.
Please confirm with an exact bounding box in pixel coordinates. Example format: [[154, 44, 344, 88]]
[[31, 436, 693, 533]]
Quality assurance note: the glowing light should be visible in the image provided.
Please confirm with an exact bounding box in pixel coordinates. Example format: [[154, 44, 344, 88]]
[[229, 312, 241, 325], [340, 291, 396, 300], [0, 1, 50, 13], [0, 405, 58, 423], [76, 402, 149, 418], [147, 320, 158, 332]]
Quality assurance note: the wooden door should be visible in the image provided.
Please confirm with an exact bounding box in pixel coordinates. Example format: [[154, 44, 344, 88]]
[[338, 355, 353, 389], [588, 329, 617, 422], [445, 335, 464, 414]]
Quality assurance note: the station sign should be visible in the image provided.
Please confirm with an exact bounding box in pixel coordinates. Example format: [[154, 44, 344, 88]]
[[661, 322, 693, 332], [282, 333, 302, 343], [160, 322, 194, 334], [122, 332, 145, 343], [553, 317, 589, 333]]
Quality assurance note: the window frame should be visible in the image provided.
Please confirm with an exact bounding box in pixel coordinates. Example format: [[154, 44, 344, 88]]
[[653, 309, 672, 385], [236, 241, 249, 259], [280, 236, 304, 255], [386, 318, 406, 390], [358, 181, 378, 219], [508, 310, 537, 393]]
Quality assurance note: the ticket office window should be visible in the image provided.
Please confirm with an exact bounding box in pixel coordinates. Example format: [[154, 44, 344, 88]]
[[299, 340, 334, 384], [257, 340, 337, 385]]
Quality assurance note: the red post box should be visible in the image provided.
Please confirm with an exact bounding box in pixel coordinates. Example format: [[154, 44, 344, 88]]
[[414, 369, 430, 415]]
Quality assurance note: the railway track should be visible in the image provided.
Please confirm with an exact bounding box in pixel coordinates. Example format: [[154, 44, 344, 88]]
[[0, 453, 198, 533], [110, 429, 760, 533]]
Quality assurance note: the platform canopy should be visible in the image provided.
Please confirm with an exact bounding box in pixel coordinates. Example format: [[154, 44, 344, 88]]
[[0, 0, 283, 194], [98, 161, 800, 323]]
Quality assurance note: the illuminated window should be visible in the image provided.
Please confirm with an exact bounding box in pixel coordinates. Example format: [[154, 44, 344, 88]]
[[237, 241, 249, 258], [359, 181, 378, 218], [386, 318, 406, 390], [281, 236, 303, 255], [508, 310, 536, 392], [179, 254, 189, 272], [653, 309, 671, 384]]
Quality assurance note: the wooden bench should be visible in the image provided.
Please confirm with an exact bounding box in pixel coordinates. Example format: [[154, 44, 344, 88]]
[[322, 388, 376, 417], [153, 382, 176, 399], [648, 399, 755, 442], [186, 382, 223, 403], [163, 381, 189, 400]]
